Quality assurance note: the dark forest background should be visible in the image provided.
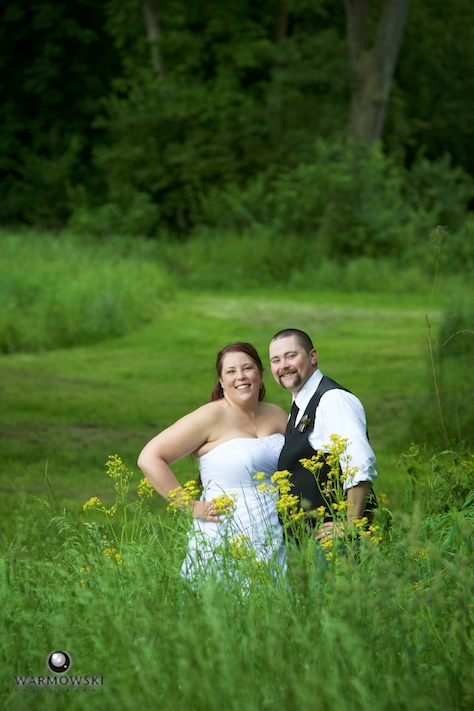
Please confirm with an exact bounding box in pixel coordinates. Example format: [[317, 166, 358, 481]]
[[1, 0, 474, 265]]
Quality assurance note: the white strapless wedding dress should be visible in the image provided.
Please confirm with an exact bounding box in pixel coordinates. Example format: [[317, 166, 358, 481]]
[[181, 433, 286, 579]]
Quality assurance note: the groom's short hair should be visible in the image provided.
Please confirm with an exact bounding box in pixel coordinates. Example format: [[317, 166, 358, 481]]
[[270, 329, 314, 354]]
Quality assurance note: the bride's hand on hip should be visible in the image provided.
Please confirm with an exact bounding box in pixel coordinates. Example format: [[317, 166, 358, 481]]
[[192, 500, 220, 523]]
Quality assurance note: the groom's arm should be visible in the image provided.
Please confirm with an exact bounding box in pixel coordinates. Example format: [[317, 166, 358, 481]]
[[346, 480, 372, 523], [315, 480, 372, 540]]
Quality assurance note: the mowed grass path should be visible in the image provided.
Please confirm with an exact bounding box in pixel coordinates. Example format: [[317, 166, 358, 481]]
[[0, 290, 435, 535]]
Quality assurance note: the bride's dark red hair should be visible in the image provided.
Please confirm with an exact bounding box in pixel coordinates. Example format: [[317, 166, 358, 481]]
[[210, 342, 266, 401]]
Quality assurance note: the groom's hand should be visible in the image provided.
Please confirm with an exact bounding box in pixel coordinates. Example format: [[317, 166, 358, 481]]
[[315, 520, 344, 541]]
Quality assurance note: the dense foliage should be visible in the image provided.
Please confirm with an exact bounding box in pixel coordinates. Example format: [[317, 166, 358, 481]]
[[0, 0, 121, 226], [1, 0, 474, 256]]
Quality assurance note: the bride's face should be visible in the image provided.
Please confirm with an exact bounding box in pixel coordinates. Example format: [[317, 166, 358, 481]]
[[219, 351, 262, 405]]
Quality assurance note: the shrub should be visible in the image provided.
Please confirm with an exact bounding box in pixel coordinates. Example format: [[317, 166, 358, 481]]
[[0, 230, 174, 353], [406, 293, 474, 447], [435, 295, 474, 442], [405, 152, 474, 232], [200, 137, 418, 257]]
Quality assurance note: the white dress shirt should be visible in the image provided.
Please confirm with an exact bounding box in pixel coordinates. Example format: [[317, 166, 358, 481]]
[[292, 369, 378, 490]]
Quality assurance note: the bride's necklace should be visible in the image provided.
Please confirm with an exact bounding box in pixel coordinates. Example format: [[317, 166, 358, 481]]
[[225, 398, 259, 431], [244, 413, 259, 432]]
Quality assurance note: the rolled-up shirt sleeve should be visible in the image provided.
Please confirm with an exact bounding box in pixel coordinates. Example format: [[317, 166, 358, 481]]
[[308, 389, 378, 489]]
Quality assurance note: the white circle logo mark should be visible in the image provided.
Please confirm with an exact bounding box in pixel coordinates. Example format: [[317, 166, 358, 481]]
[[47, 651, 72, 674]]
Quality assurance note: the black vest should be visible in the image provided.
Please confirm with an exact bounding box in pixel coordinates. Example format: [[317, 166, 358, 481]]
[[278, 376, 377, 525]]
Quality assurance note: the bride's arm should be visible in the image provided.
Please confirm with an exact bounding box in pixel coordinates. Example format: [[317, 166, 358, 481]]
[[137, 403, 220, 521]]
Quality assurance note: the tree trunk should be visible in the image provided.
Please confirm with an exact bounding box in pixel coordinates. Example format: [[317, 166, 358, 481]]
[[275, 3, 290, 43], [142, 0, 165, 76], [344, 0, 410, 142]]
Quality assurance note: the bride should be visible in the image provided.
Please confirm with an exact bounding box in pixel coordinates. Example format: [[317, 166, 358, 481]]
[[137, 342, 287, 578]]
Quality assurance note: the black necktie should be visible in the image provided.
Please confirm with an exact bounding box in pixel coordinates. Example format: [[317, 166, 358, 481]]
[[287, 401, 299, 433]]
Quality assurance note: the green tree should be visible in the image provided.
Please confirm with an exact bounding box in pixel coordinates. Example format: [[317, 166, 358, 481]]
[[78, 0, 350, 233], [0, 0, 120, 227], [391, 0, 474, 175], [1, 0, 472, 238]]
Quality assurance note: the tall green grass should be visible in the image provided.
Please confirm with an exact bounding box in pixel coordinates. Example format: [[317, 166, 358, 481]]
[[1, 228, 468, 356], [0, 231, 174, 353], [1, 444, 473, 711], [157, 226, 450, 294]]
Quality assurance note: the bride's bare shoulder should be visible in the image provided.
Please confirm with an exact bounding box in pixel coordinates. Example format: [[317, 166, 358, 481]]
[[262, 401, 287, 416], [261, 401, 288, 428], [195, 399, 229, 420]]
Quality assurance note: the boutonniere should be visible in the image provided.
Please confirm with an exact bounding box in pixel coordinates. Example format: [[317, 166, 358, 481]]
[[298, 416, 311, 433]]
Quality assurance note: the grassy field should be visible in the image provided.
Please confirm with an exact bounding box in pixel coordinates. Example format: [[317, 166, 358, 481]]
[[0, 287, 440, 533], [1, 231, 473, 709]]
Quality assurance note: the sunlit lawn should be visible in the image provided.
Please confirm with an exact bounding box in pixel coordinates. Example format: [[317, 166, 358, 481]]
[[0, 289, 438, 535]]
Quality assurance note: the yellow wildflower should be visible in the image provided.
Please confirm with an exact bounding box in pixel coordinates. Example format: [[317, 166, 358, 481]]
[[320, 537, 333, 551], [167, 479, 201, 512], [83, 496, 103, 511], [368, 524, 382, 543], [270, 469, 293, 495], [83, 496, 116, 516], [299, 456, 324, 474], [333, 499, 348, 512], [229, 534, 251, 560], [316, 435, 360, 486], [358, 522, 382, 543], [411, 547, 428, 563], [104, 547, 123, 566], [253, 472, 265, 481], [79, 566, 89, 587], [106, 454, 128, 481], [323, 435, 349, 472], [105, 503, 117, 517], [212, 492, 237, 515], [275, 493, 300, 514], [137, 477, 154, 499], [290, 509, 306, 522], [270, 469, 292, 483], [319, 536, 334, 561], [353, 516, 369, 530], [343, 466, 359, 484]]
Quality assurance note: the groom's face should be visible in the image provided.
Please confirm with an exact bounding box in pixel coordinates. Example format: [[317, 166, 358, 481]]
[[269, 335, 318, 395]]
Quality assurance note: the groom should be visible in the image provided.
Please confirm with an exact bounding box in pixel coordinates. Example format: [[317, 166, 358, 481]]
[[269, 328, 378, 540]]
